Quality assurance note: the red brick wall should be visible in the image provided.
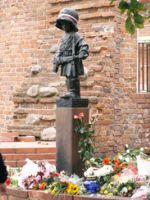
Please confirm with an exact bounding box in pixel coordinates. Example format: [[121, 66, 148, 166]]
[[138, 1, 150, 37], [138, 25, 150, 37], [0, 0, 150, 154], [0, 187, 131, 200]]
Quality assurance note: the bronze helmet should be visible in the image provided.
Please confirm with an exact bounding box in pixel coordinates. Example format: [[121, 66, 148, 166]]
[[55, 8, 79, 31]]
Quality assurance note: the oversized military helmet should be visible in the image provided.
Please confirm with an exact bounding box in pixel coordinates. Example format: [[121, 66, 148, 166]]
[[55, 8, 79, 31]]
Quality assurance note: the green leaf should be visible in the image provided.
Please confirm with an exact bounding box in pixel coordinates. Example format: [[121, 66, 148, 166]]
[[89, 130, 95, 135], [125, 16, 135, 34], [130, 0, 138, 8], [134, 13, 145, 24], [110, 0, 116, 4], [119, 0, 129, 14], [86, 124, 92, 129], [129, 0, 146, 13], [135, 22, 144, 29], [136, 2, 146, 12]]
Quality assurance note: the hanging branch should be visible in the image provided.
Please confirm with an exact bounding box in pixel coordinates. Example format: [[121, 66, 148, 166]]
[[110, 0, 150, 34]]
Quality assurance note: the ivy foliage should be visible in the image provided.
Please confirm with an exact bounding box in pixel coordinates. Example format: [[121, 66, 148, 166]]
[[74, 113, 95, 168], [110, 0, 150, 34]]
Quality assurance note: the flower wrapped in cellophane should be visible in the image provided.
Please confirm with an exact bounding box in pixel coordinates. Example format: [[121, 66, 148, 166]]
[[18, 159, 56, 190]]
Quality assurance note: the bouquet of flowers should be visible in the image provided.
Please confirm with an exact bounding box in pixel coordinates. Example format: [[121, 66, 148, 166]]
[[7, 166, 22, 187], [18, 159, 56, 190], [50, 171, 86, 195], [7, 142, 150, 199]]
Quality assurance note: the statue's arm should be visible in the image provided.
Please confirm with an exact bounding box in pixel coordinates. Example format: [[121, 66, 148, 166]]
[[53, 49, 74, 73], [53, 48, 61, 73], [76, 37, 89, 60]]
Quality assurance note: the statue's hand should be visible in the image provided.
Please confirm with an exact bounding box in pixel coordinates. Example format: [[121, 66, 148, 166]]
[[59, 56, 74, 64], [74, 52, 88, 60]]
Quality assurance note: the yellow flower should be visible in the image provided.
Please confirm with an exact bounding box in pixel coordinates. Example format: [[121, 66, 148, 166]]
[[100, 186, 105, 191], [113, 189, 118, 195], [51, 182, 58, 190], [113, 175, 119, 181], [51, 188, 57, 195], [100, 189, 104, 194], [66, 183, 79, 195], [50, 182, 59, 195], [104, 190, 109, 195]]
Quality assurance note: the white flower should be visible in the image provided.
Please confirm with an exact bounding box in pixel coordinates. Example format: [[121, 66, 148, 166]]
[[140, 147, 144, 152], [125, 157, 130, 162], [119, 169, 135, 184], [90, 157, 95, 162], [126, 149, 130, 153], [44, 162, 56, 178], [84, 165, 114, 178], [118, 155, 123, 160], [94, 165, 114, 177], [68, 174, 83, 185], [120, 187, 128, 193], [84, 167, 96, 178]]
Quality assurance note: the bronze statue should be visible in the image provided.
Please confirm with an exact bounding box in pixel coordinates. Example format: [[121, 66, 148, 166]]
[[53, 8, 89, 98]]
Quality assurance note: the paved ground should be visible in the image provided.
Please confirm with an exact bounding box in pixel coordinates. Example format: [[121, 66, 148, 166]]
[[0, 141, 56, 148]]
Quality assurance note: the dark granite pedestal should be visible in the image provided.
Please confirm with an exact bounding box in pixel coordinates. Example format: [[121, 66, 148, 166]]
[[56, 98, 89, 176]]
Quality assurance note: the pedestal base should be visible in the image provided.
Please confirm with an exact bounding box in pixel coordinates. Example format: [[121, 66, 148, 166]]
[[56, 97, 89, 108], [56, 98, 89, 176]]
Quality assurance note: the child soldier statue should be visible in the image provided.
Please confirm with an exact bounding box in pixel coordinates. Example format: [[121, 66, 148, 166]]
[[53, 8, 89, 98]]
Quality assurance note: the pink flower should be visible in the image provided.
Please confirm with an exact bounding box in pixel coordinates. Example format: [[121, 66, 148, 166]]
[[79, 112, 84, 118], [128, 162, 138, 175]]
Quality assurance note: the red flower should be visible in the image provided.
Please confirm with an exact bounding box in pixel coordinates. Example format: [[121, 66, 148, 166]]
[[39, 182, 47, 190], [55, 172, 60, 177], [50, 172, 60, 177], [121, 163, 125, 169], [5, 178, 11, 186], [102, 158, 110, 165], [114, 159, 120, 168]]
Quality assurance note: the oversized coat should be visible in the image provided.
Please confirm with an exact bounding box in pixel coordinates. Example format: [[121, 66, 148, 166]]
[[53, 32, 89, 77]]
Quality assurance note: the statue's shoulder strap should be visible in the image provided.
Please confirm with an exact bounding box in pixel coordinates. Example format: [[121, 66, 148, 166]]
[[60, 34, 74, 51], [72, 32, 81, 55], [74, 33, 83, 43], [72, 34, 75, 56]]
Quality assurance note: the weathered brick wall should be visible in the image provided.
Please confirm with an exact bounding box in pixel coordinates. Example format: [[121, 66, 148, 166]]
[[112, 10, 139, 149], [0, 188, 131, 200], [111, 1, 150, 152], [0, 0, 150, 154], [138, 24, 150, 37], [138, 1, 150, 37]]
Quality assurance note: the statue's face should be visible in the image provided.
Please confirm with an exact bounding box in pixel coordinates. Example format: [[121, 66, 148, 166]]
[[60, 20, 73, 33]]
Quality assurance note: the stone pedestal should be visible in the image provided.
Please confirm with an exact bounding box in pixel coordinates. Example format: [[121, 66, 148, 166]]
[[56, 98, 89, 176]]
